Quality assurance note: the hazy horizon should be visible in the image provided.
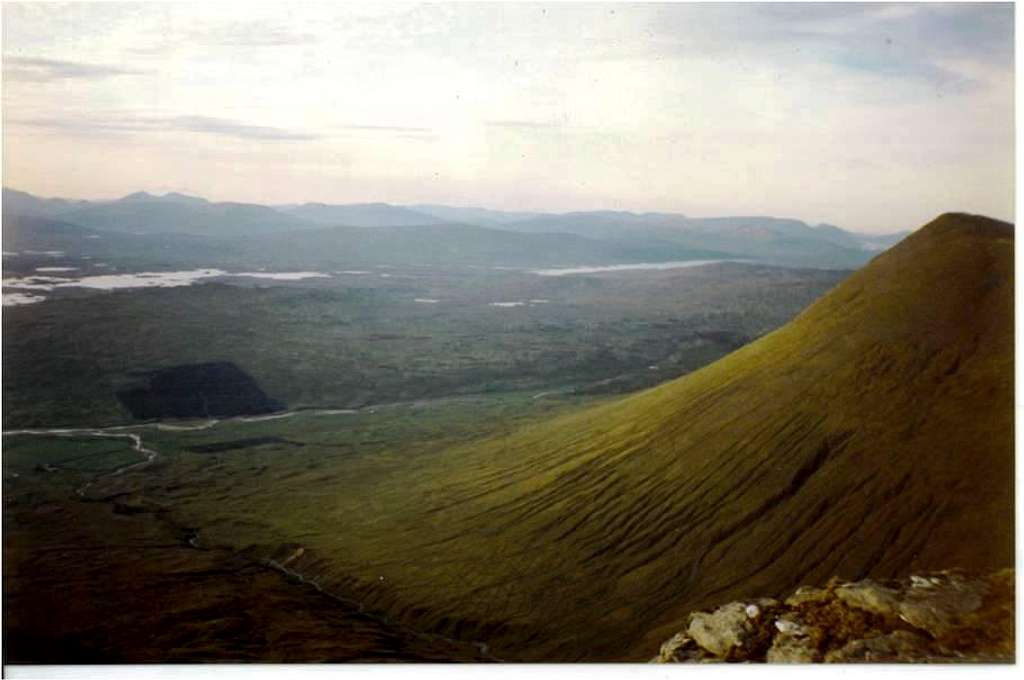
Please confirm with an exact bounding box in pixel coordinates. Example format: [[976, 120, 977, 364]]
[[0, 183, 937, 234], [2, 2, 1015, 234]]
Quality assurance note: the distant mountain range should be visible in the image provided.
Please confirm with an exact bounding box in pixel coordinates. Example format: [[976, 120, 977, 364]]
[[496, 212, 904, 268], [2, 187, 909, 269], [2, 187, 93, 218], [1, 213, 228, 267], [235, 223, 731, 270], [276, 202, 442, 228]]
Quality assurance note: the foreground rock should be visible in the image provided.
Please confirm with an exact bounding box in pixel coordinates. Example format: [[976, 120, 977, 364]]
[[653, 570, 1014, 663]]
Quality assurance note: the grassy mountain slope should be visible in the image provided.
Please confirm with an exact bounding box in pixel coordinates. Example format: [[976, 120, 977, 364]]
[[241, 213, 1012, 660]]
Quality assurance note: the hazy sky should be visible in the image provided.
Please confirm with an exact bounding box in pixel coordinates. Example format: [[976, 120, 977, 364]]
[[1, 2, 1014, 232]]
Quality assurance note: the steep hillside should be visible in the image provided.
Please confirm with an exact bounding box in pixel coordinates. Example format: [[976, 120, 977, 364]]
[[245, 213, 1012, 660]]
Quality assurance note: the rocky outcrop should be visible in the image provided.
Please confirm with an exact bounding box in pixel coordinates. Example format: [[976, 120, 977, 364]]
[[653, 570, 1014, 663]]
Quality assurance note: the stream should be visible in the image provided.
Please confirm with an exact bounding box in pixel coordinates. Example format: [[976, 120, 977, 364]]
[[2, 402, 504, 661]]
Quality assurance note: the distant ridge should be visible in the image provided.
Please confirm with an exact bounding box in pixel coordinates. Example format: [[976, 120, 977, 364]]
[[500, 212, 907, 267], [118, 191, 209, 206], [1, 187, 91, 218], [1, 186, 914, 268], [278, 202, 442, 228], [237, 222, 732, 268], [59, 197, 315, 237]]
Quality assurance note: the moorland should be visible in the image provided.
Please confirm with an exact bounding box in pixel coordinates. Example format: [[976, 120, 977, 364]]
[[1, 191, 1012, 662]]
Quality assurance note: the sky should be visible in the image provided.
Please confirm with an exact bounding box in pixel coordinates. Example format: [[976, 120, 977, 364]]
[[0, 1, 1015, 233]]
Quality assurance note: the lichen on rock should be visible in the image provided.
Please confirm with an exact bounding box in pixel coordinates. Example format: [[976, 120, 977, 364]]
[[766, 615, 819, 663], [835, 579, 902, 617], [653, 570, 1014, 664], [684, 598, 782, 661]]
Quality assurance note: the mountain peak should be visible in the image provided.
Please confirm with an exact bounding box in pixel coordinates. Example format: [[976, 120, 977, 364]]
[[162, 191, 209, 204], [117, 191, 208, 205], [914, 212, 1013, 240], [119, 191, 155, 201]]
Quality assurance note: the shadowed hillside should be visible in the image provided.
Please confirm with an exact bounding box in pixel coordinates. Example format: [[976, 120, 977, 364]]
[[115, 362, 284, 420], [255, 213, 1013, 660]]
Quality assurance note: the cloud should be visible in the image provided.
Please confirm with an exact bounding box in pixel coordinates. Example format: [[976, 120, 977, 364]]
[[641, 2, 1013, 93], [9, 114, 317, 142], [9, 117, 151, 135], [1, 3, 1013, 231], [119, 20, 320, 57], [9, 114, 440, 143], [171, 116, 317, 141], [485, 120, 560, 130], [3, 56, 147, 82], [194, 22, 318, 48], [336, 124, 433, 133], [328, 124, 439, 142]]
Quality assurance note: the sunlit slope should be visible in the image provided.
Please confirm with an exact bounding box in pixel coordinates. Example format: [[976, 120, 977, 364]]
[[265, 213, 1014, 660]]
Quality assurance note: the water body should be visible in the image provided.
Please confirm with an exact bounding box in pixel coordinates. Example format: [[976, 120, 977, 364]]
[[2, 269, 228, 291], [1, 275, 72, 291], [530, 259, 741, 276], [232, 272, 331, 281], [2, 292, 46, 306], [1, 269, 333, 298], [490, 300, 553, 308]]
